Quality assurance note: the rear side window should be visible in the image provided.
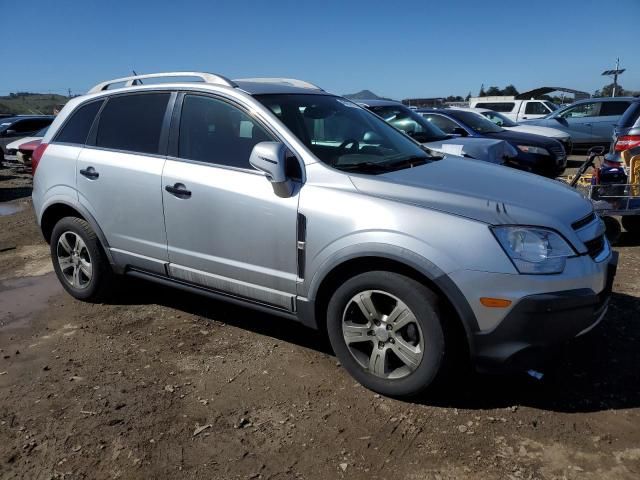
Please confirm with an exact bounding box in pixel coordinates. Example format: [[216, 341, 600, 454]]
[[475, 102, 515, 113], [617, 102, 640, 128], [524, 102, 549, 115], [599, 101, 631, 117], [95, 93, 170, 154], [421, 113, 459, 134], [55, 100, 102, 145]]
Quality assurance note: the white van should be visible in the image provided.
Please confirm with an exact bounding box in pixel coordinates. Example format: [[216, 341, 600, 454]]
[[469, 96, 557, 122]]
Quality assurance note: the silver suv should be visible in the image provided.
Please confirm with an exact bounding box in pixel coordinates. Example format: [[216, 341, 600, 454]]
[[32, 72, 617, 397]]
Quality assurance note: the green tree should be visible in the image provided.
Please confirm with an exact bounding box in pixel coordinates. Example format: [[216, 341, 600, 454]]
[[502, 84, 519, 96], [599, 83, 626, 97], [485, 86, 502, 96]]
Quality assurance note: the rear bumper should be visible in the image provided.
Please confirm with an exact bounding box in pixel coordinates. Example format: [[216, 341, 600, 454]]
[[472, 251, 618, 372]]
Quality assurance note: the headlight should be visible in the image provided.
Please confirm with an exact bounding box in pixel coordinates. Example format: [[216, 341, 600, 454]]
[[517, 145, 549, 155], [492, 226, 576, 274]]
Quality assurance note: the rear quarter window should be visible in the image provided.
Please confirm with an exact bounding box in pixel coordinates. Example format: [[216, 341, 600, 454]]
[[599, 101, 632, 117], [95, 93, 170, 155], [55, 100, 103, 145]]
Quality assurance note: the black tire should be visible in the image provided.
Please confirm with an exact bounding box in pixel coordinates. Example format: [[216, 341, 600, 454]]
[[602, 216, 622, 245], [621, 216, 640, 236], [326, 271, 446, 398], [50, 216, 114, 302]]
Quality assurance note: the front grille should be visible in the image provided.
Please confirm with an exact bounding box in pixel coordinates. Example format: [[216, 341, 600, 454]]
[[584, 234, 605, 259], [548, 143, 566, 163], [572, 211, 596, 230]]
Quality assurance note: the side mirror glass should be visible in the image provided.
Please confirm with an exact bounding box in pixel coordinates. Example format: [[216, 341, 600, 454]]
[[249, 142, 294, 198]]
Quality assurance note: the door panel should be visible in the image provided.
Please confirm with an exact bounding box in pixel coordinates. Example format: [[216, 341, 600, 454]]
[[77, 148, 168, 270], [162, 160, 299, 308]]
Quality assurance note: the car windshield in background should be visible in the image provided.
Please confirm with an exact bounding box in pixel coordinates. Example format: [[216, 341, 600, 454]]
[[482, 111, 518, 128], [367, 105, 450, 143], [544, 101, 558, 111], [255, 94, 434, 174], [35, 127, 49, 136], [448, 110, 504, 133]]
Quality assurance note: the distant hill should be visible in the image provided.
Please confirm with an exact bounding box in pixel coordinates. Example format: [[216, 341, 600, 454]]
[[343, 89, 397, 101], [0, 93, 69, 115]]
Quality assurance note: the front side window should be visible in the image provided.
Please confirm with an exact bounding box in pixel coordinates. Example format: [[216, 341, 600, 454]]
[[255, 94, 432, 174], [420, 113, 460, 134], [525, 102, 549, 115], [55, 100, 103, 145], [95, 93, 170, 154], [599, 101, 631, 117], [367, 105, 449, 143], [559, 102, 600, 119], [178, 95, 274, 168]]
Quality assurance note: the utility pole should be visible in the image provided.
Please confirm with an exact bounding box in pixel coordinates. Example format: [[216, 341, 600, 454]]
[[602, 58, 625, 97], [67, 88, 72, 98]]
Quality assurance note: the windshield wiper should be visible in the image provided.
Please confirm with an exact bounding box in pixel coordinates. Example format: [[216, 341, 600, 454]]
[[339, 162, 390, 173]]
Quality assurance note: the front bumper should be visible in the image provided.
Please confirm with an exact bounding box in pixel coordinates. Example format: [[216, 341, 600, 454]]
[[469, 252, 618, 372]]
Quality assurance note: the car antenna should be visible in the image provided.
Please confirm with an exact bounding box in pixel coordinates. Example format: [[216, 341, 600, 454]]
[[131, 70, 143, 86]]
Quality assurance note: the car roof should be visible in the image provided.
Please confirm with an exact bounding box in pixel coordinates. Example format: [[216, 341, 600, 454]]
[[233, 80, 327, 96], [355, 99, 403, 107], [0, 115, 54, 123]]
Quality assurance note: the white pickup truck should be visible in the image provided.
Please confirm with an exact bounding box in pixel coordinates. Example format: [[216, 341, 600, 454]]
[[469, 96, 558, 122]]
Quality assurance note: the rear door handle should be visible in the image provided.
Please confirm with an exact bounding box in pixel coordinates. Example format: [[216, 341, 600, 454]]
[[165, 183, 192, 199], [79, 167, 99, 179]]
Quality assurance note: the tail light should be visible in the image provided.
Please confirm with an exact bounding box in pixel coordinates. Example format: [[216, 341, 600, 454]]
[[31, 143, 48, 175], [614, 135, 640, 152]]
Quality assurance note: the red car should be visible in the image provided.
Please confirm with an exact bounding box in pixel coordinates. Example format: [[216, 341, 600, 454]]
[[18, 139, 41, 173]]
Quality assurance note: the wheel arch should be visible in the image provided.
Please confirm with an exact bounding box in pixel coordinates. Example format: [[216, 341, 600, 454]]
[[40, 200, 116, 267], [301, 248, 479, 358]]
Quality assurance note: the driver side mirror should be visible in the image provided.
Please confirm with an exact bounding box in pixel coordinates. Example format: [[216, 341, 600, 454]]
[[452, 127, 468, 137], [249, 141, 296, 198], [4, 129, 17, 136]]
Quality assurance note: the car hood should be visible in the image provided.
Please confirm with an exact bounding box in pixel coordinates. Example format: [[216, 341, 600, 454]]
[[504, 125, 569, 140], [349, 155, 591, 231], [482, 129, 562, 148], [423, 137, 518, 164]]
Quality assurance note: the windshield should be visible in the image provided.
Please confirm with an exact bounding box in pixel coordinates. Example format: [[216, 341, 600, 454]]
[[35, 127, 49, 137], [481, 111, 518, 128], [366, 105, 450, 143], [447, 110, 504, 133], [544, 101, 558, 111], [254, 94, 434, 174]]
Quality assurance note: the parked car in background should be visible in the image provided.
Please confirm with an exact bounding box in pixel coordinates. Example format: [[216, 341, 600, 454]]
[[33, 71, 615, 398], [417, 108, 567, 177], [607, 98, 640, 163], [17, 139, 42, 171], [524, 97, 634, 154], [359, 100, 517, 165], [452, 107, 572, 154], [469, 96, 557, 121], [5, 126, 49, 162], [0, 116, 54, 165]]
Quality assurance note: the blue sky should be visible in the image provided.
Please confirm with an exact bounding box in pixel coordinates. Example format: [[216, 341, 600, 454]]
[[2, 0, 639, 99]]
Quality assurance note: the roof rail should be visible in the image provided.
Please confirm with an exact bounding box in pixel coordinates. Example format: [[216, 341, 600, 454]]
[[234, 77, 323, 91], [88, 71, 237, 93]]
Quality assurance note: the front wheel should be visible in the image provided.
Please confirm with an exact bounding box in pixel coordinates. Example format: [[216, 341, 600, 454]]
[[50, 217, 114, 302], [326, 271, 446, 398]]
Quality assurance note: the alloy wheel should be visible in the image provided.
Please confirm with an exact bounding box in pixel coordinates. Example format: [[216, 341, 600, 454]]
[[56, 231, 92, 289], [341, 290, 424, 379]]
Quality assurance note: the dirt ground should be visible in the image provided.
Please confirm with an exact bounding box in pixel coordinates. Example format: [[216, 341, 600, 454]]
[[1, 160, 639, 480]]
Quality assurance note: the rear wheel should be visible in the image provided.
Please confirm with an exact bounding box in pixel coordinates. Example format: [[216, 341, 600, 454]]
[[50, 217, 114, 302], [326, 271, 446, 397], [621, 216, 640, 236]]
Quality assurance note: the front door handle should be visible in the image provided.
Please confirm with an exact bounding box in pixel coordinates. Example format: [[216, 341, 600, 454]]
[[165, 183, 192, 199], [79, 167, 99, 179]]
